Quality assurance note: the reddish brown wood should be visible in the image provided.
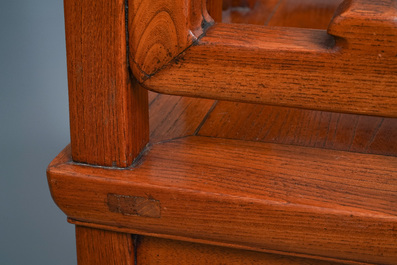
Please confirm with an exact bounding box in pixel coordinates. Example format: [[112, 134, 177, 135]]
[[143, 23, 397, 117], [136, 236, 343, 265], [268, 0, 344, 28], [329, 0, 397, 51], [207, 0, 223, 22], [75, 226, 134, 265], [197, 0, 396, 156], [144, 2, 396, 156], [48, 137, 397, 265], [149, 94, 215, 143], [71, 219, 360, 265], [128, 0, 213, 81], [198, 102, 397, 156], [148, 91, 158, 105], [139, 0, 397, 117], [222, 0, 280, 25], [64, 0, 149, 167], [53, 1, 397, 264]]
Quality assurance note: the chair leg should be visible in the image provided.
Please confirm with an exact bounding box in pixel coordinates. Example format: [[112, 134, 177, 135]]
[[75, 226, 134, 265]]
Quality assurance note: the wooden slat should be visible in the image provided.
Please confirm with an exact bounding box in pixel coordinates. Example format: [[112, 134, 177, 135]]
[[136, 236, 342, 265], [64, 0, 149, 167], [143, 23, 397, 117], [141, 0, 397, 117], [128, 0, 213, 81], [48, 137, 397, 265], [149, 94, 215, 143], [70, 219, 356, 265], [268, 0, 343, 28], [198, 102, 397, 156], [76, 226, 134, 265]]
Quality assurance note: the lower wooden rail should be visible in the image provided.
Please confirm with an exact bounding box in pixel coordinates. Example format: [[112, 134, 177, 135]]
[[47, 137, 397, 265]]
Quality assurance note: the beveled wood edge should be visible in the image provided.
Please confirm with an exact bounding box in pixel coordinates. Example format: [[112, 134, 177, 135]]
[[47, 144, 72, 169], [135, 0, 397, 117], [68, 218, 370, 265], [47, 137, 397, 265]]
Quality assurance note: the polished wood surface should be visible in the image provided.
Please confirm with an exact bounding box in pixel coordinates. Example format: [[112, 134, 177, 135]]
[[64, 0, 149, 167], [196, 0, 396, 156], [147, 89, 396, 157], [148, 93, 215, 143], [199, 102, 397, 156], [144, 26, 396, 117], [128, 0, 213, 81], [329, 0, 397, 51], [139, 0, 397, 117], [76, 226, 134, 265], [136, 236, 342, 265], [48, 138, 397, 265], [52, 1, 397, 264]]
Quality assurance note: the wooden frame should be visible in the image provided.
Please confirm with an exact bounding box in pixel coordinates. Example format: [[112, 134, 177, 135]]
[[48, 138, 397, 264], [130, 0, 397, 117], [49, 0, 397, 264]]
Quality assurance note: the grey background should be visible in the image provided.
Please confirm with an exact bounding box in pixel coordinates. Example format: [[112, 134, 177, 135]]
[[0, 1, 76, 264]]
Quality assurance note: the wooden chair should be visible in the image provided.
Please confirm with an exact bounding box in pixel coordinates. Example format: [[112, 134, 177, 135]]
[[48, 0, 397, 264]]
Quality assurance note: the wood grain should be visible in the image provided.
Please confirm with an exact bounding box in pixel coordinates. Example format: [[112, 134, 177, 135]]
[[64, 0, 149, 167], [149, 93, 215, 143], [56, 1, 397, 264], [48, 137, 397, 265], [143, 22, 397, 117], [197, 0, 396, 155], [136, 236, 342, 265], [128, 0, 213, 81], [207, 0, 223, 22], [71, 219, 359, 265], [141, 0, 397, 117], [75, 226, 134, 265], [268, 0, 344, 28], [329, 0, 397, 51], [198, 102, 397, 156]]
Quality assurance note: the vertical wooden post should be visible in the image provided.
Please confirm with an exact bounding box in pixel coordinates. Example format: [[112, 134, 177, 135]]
[[64, 0, 149, 168], [64, 0, 147, 262], [76, 226, 134, 265]]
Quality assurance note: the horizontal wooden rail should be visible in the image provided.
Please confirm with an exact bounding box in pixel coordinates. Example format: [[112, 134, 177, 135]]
[[48, 137, 397, 265], [144, 23, 396, 116], [130, 0, 397, 117]]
